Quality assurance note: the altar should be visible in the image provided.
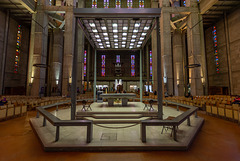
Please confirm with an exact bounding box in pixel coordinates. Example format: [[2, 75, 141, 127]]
[[100, 93, 136, 106]]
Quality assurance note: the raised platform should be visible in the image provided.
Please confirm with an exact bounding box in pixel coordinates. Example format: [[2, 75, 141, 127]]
[[30, 102, 204, 151]]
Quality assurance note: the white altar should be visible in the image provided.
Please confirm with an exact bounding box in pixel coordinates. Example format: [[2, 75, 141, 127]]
[[100, 93, 136, 106]]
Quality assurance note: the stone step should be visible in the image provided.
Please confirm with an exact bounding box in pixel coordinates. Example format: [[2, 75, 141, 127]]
[[91, 114, 143, 119], [81, 117, 151, 124]]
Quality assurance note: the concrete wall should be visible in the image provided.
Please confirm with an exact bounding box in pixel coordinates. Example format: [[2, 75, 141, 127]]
[[0, 10, 30, 95], [205, 8, 240, 95]]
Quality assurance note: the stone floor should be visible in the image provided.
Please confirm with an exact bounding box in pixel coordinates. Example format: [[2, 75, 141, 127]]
[[30, 102, 204, 151], [0, 104, 240, 161]]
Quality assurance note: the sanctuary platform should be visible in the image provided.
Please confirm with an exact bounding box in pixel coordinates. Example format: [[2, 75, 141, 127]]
[[30, 102, 204, 151]]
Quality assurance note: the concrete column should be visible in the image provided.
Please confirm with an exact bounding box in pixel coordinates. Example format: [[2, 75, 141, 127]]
[[160, 5, 173, 96], [187, 0, 203, 96], [173, 29, 184, 96], [93, 50, 97, 102], [87, 43, 90, 91], [182, 30, 189, 96], [146, 44, 150, 92], [50, 29, 63, 95], [0, 10, 9, 95], [62, 7, 74, 96], [140, 50, 143, 102], [30, 5, 49, 97], [151, 0, 158, 91], [76, 0, 85, 94]]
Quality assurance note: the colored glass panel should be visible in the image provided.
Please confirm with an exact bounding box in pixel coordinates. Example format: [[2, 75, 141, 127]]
[[84, 50, 87, 77], [116, 0, 121, 8], [150, 50, 152, 77], [183, 0, 186, 6], [101, 55, 106, 76], [92, 0, 97, 8], [131, 55, 135, 76], [139, 0, 144, 8], [212, 26, 219, 73], [15, 24, 21, 73], [116, 55, 120, 63], [127, 0, 132, 8], [104, 0, 109, 8]]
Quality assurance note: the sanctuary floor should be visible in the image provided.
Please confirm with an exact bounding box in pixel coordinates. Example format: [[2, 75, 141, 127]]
[[0, 103, 240, 161]]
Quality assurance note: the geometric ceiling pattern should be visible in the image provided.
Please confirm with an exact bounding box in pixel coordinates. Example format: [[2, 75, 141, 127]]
[[81, 18, 154, 49]]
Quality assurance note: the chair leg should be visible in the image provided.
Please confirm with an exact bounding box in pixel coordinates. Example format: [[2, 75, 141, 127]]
[[161, 126, 165, 134]]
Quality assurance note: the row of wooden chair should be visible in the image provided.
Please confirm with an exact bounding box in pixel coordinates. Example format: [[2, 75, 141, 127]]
[[0, 104, 27, 121]]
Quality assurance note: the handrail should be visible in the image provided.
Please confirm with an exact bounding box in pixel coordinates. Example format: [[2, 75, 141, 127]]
[[141, 100, 199, 142]]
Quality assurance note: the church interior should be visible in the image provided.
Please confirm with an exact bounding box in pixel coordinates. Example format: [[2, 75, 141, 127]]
[[0, 0, 240, 160]]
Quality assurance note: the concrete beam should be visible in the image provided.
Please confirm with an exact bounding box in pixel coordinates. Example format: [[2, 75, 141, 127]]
[[48, 13, 65, 22], [199, 0, 218, 14], [20, 0, 36, 13]]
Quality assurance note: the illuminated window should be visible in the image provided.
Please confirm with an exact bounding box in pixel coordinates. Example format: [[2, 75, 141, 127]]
[[15, 24, 21, 73], [150, 50, 152, 77], [212, 26, 219, 73], [131, 55, 135, 76], [116, 0, 121, 8], [104, 0, 109, 8], [183, 0, 186, 6], [101, 55, 106, 76], [116, 55, 120, 63], [127, 0, 132, 8], [92, 0, 97, 8], [139, 0, 144, 8], [84, 50, 87, 77]]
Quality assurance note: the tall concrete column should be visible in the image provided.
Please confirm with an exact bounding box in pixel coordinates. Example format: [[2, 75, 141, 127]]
[[160, 5, 173, 96], [77, 0, 85, 94], [187, 0, 203, 96], [140, 50, 143, 102], [173, 29, 184, 96], [93, 50, 97, 102], [50, 29, 63, 95], [62, 7, 74, 96], [30, 4, 49, 97], [87, 43, 90, 91], [182, 30, 188, 96], [146, 44, 150, 92], [151, 0, 158, 91]]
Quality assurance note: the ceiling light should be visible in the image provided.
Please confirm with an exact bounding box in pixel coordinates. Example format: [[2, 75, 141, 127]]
[[97, 39, 101, 42], [123, 27, 128, 30], [129, 46, 133, 49], [89, 23, 95, 27], [99, 43, 103, 46], [138, 41, 142, 44], [130, 43, 134, 46], [114, 43, 118, 46], [101, 26, 107, 30], [137, 45, 141, 47], [107, 45, 110, 47], [115, 46, 118, 48], [104, 37, 109, 40], [114, 39, 118, 42], [141, 33, 147, 36], [100, 46, 104, 48], [122, 42, 126, 44], [113, 23, 118, 27], [133, 29, 138, 33], [106, 42, 110, 44], [92, 29, 98, 33], [131, 39, 135, 42], [122, 33, 127, 36], [140, 37, 144, 40], [95, 35, 100, 38], [122, 37, 126, 40], [122, 45, 126, 47], [114, 35, 118, 38], [135, 23, 140, 27], [103, 33, 108, 36], [132, 35, 136, 38], [144, 26, 150, 30], [113, 29, 118, 33]]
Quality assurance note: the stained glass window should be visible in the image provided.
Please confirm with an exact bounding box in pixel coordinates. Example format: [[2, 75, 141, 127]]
[[212, 26, 219, 73], [116, 55, 120, 63], [84, 50, 87, 77], [92, 0, 97, 8], [15, 25, 21, 73], [131, 55, 135, 76], [139, 0, 144, 8], [101, 55, 106, 76], [127, 0, 132, 8], [150, 50, 152, 77], [116, 0, 121, 8], [183, 0, 186, 6], [104, 0, 109, 8]]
